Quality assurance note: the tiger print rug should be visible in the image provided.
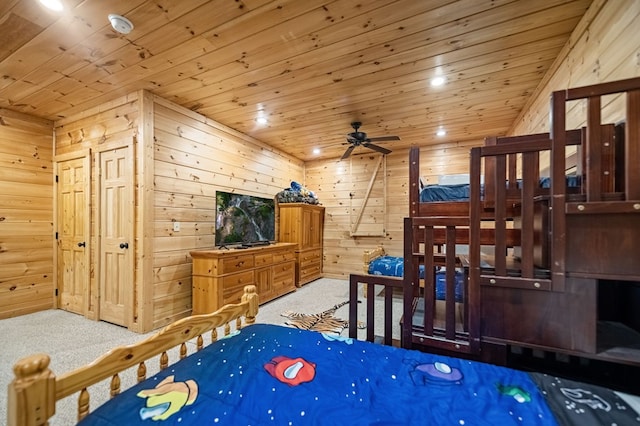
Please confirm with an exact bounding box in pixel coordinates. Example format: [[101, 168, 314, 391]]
[[281, 300, 366, 334]]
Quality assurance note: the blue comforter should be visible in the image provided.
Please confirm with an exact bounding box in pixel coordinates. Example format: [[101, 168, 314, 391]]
[[79, 324, 636, 425], [368, 255, 464, 301]]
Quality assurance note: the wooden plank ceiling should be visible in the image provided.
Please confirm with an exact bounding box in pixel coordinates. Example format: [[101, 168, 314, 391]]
[[0, 0, 593, 161]]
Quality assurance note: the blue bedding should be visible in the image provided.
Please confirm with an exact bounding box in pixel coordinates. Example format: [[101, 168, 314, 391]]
[[368, 255, 464, 302], [419, 176, 582, 202], [79, 324, 637, 426]]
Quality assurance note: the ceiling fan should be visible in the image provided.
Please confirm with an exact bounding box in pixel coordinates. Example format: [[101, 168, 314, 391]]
[[341, 121, 400, 159]]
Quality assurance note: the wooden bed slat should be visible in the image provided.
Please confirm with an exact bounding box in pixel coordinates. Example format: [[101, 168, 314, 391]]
[[586, 95, 602, 201], [494, 154, 507, 276], [137, 362, 146, 383], [520, 151, 536, 278]]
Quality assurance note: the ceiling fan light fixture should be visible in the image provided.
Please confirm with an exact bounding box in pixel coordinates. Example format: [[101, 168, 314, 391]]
[[431, 76, 446, 87], [108, 14, 134, 34], [39, 0, 64, 11]]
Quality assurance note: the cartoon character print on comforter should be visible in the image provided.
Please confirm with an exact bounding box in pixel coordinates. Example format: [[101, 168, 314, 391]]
[[79, 324, 638, 425]]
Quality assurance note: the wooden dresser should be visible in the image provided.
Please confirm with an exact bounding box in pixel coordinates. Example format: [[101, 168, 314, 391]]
[[278, 203, 325, 286], [190, 243, 297, 314]]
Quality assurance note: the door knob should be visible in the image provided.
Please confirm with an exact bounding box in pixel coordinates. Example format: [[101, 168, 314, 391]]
[[77, 242, 86, 247], [120, 242, 129, 249]]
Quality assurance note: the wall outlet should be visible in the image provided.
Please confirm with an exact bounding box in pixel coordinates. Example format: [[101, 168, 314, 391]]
[[173, 222, 181, 232]]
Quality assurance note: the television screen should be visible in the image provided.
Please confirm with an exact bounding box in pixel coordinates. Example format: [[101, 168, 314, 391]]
[[215, 191, 275, 246]]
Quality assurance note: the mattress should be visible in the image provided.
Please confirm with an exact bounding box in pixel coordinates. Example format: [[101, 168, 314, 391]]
[[419, 176, 582, 202]]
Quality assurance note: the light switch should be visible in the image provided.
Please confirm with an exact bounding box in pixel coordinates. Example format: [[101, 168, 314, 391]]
[[173, 222, 181, 232]]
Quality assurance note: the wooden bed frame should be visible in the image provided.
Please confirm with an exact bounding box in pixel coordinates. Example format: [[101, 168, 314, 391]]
[[351, 77, 640, 374], [7, 285, 259, 426], [356, 246, 466, 339]]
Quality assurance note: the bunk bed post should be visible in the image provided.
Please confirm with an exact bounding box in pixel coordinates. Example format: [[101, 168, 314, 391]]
[[468, 147, 482, 353], [402, 217, 415, 349], [409, 146, 420, 217], [550, 90, 567, 291], [483, 137, 497, 209], [626, 89, 640, 199]]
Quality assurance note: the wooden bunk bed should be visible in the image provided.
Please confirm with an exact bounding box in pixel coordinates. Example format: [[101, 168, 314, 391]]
[[350, 77, 640, 381]]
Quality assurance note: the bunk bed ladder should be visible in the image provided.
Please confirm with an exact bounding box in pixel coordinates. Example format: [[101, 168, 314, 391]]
[[402, 216, 480, 354]]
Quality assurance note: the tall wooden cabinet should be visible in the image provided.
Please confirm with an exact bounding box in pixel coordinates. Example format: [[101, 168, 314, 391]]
[[278, 203, 325, 286]]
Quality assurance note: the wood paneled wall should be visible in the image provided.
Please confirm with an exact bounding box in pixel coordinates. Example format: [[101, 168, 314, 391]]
[[0, 109, 54, 319], [1, 0, 638, 325], [50, 91, 302, 332], [149, 96, 303, 330], [510, 0, 640, 134], [310, 0, 640, 280], [306, 140, 477, 279]]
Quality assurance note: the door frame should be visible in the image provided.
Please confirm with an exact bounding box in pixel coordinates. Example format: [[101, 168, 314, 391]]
[[53, 149, 91, 317]]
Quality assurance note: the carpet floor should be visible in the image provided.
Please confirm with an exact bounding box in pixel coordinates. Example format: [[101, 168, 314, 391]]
[[0, 277, 402, 425]]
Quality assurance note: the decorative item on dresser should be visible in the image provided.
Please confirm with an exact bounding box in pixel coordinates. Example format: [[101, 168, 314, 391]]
[[190, 243, 296, 314], [277, 203, 325, 286]]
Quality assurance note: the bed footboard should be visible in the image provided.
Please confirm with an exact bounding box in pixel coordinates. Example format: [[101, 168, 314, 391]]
[[7, 285, 259, 426], [349, 274, 402, 346]]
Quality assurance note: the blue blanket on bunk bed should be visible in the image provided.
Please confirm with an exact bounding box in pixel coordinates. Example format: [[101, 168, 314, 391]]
[[420, 176, 582, 202], [78, 324, 638, 426], [368, 255, 464, 302]]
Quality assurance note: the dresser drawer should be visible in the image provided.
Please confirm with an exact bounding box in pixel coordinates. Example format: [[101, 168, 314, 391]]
[[273, 250, 296, 263], [221, 255, 254, 274], [273, 260, 295, 280], [222, 271, 254, 304], [255, 253, 273, 267], [299, 249, 322, 267], [273, 261, 296, 291], [300, 262, 321, 277]]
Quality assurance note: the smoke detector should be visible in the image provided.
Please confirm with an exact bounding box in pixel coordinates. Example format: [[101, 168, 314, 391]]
[[108, 14, 134, 34]]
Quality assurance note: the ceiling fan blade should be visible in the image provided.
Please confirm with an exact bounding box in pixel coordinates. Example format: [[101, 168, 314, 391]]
[[341, 145, 356, 160], [363, 143, 392, 155], [367, 135, 400, 142]]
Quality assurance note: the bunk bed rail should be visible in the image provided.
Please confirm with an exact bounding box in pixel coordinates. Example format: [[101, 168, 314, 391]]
[[551, 76, 640, 282]]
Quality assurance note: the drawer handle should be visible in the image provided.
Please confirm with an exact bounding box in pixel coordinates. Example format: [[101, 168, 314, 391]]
[[236, 261, 244, 267], [489, 279, 496, 284], [534, 282, 541, 288]]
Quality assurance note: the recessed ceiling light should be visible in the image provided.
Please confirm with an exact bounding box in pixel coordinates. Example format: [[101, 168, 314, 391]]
[[108, 14, 134, 34], [431, 76, 446, 87], [39, 0, 64, 11], [436, 128, 446, 137], [313, 148, 320, 155], [256, 117, 268, 125]]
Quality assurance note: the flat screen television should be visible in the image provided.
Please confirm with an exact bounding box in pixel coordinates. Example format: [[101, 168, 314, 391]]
[[215, 191, 275, 246]]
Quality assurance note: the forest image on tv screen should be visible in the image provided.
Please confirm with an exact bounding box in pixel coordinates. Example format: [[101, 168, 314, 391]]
[[215, 191, 275, 245]]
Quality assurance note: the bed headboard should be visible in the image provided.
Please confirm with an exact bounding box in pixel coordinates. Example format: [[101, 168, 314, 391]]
[[362, 246, 386, 273]]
